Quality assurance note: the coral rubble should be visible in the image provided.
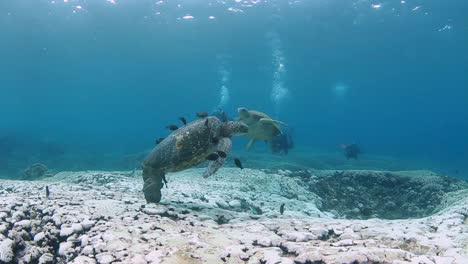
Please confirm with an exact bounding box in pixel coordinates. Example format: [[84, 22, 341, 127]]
[[0, 168, 466, 263]]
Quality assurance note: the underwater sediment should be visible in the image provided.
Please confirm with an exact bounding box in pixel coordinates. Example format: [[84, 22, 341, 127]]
[[0, 168, 467, 264]]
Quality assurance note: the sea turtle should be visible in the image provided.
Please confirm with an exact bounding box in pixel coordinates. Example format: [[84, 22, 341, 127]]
[[237, 107, 287, 150], [142, 116, 248, 203]]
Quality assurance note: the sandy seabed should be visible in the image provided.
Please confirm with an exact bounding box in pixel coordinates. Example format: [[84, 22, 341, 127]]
[[0, 167, 467, 264]]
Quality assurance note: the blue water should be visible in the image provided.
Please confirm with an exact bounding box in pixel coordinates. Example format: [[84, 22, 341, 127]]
[[1, 0, 467, 178]]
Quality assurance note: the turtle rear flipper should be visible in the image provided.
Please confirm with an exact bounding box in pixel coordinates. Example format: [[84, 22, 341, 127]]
[[142, 166, 164, 203], [203, 137, 232, 178], [246, 138, 256, 150], [259, 118, 287, 126]]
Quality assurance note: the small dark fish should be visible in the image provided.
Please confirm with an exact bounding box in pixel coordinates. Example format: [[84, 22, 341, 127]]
[[179, 117, 187, 125], [69, 239, 81, 245], [280, 203, 285, 215], [211, 136, 219, 144], [206, 153, 219, 161], [234, 158, 243, 169], [45, 186, 50, 198], [166, 125, 179, 131], [197, 112, 208, 118], [217, 150, 227, 158], [155, 137, 165, 145], [221, 112, 228, 123], [204, 119, 209, 127], [454, 170, 459, 174]]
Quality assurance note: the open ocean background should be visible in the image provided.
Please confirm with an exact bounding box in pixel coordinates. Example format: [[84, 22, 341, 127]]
[[1, 0, 467, 179]]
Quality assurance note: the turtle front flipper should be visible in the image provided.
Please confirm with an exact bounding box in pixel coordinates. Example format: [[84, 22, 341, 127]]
[[259, 118, 287, 126], [142, 166, 165, 203], [203, 137, 232, 178]]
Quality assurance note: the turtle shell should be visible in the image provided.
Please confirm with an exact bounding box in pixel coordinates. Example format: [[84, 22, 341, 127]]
[[143, 117, 221, 173], [248, 110, 281, 131]]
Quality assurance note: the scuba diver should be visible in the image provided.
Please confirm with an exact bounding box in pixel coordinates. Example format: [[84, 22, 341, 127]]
[[271, 127, 295, 155], [340, 143, 361, 160]]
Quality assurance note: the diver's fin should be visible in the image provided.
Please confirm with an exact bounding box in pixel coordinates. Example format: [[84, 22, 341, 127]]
[[259, 118, 287, 126], [247, 139, 256, 150], [203, 137, 232, 178]]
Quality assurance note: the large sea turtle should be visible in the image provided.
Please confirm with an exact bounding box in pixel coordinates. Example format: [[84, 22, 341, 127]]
[[237, 107, 287, 150], [142, 116, 248, 203]]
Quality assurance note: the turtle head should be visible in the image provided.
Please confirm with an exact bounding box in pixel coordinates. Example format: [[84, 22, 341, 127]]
[[221, 121, 248, 137], [237, 107, 250, 120]]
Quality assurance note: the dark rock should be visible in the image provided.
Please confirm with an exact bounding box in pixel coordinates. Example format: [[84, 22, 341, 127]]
[[309, 170, 468, 219], [21, 163, 49, 180]]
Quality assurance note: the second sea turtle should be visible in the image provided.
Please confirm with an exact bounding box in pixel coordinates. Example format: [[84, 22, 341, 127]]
[[237, 107, 287, 150]]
